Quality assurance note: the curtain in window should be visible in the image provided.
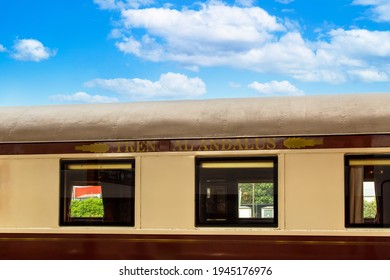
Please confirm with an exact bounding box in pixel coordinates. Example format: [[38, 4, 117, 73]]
[[374, 177, 381, 224], [380, 180, 390, 224], [349, 166, 364, 223]]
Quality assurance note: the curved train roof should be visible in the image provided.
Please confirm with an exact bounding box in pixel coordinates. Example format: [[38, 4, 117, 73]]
[[0, 93, 389, 143]]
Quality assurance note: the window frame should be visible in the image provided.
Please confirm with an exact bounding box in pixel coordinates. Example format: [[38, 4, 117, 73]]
[[345, 154, 390, 228], [195, 157, 278, 227], [60, 158, 136, 227]]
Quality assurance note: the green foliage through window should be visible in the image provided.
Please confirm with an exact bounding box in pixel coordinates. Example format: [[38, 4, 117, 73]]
[[70, 198, 104, 218], [239, 183, 274, 205], [364, 200, 377, 219]]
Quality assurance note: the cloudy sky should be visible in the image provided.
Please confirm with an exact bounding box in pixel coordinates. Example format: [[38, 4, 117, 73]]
[[0, 0, 389, 106]]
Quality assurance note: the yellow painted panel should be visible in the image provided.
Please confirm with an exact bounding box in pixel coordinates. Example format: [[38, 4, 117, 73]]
[[140, 156, 194, 229], [284, 153, 344, 230], [0, 158, 59, 229]]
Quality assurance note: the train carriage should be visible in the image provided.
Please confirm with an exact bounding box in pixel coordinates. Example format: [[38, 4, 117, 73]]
[[1, 93, 390, 259]]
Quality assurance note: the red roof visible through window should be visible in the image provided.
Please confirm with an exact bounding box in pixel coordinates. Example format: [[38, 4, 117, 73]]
[[72, 186, 102, 199]]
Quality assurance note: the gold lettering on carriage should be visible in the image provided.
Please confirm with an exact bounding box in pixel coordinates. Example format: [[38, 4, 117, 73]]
[[116, 141, 157, 153], [171, 138, 277, 151], [75, 137, 324, 153], [75, 141, 157, 153]]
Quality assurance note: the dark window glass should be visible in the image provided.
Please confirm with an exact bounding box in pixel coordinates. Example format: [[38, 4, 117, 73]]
[[345, 155, 390, 227], [60, 159, 135, 226], [196, 157, 278, 227]]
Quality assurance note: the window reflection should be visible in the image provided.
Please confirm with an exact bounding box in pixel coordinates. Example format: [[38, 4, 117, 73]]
[[60, 159, 135, 226], [346, 156, 390, 227], [196, 157, 278, 227]]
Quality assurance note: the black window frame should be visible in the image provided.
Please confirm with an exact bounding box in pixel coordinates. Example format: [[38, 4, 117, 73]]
[[345, 154, 390, 228], [195, 157, 278, 227], [60, 158, 135, 227]]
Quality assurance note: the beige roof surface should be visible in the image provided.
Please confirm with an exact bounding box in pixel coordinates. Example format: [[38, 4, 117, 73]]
[[0, 93, 389, 143]]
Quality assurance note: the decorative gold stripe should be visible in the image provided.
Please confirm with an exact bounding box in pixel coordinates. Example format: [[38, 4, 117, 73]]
[[67, 163, 132, 170], [349, 159, 390, 166], [201, 162, 273, 169]]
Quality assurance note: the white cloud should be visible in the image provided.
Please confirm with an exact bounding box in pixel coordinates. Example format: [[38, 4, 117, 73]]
[[248, 80, 304, 96], [234, 0, 256, 7], [0, 44, 6, 52], [119, 2, 284, 56], [94, 0, 154, 10], [348, 69, 389, 82], [107, 2, 390, 84], [353, 0, 378, 3], [94, 0, 117, 9], [307, 28, 390, 82], [229, 82, 242, 88], [115, 36, 142, 56], [324, 29, 390, 57], [275, 0, 295, 4], [85, 72, 206, 100], [184, 65, 200, 72], [11, 39, 56, 62], [353, 0, 390, 22], [51, 92, 119, 104]]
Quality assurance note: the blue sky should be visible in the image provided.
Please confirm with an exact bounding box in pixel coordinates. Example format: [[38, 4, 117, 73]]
[[0, 0, 389, 106]]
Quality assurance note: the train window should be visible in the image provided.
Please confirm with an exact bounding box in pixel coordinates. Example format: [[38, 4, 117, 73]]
[[345, 155, 390, 227], [60, 159, 135, 226], [196, 157, 278, 227]]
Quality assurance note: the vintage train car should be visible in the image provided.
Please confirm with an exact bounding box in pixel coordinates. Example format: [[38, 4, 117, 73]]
[[1, 93, 390, 259]]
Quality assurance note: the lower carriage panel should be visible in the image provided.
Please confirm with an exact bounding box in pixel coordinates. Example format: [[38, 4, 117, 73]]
[[0, 233, 389, 259]]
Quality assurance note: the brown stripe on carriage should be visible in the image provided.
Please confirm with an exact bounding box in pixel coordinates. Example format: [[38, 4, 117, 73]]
[[1, 233, 390, 259], [0, 134, 388, 155]]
